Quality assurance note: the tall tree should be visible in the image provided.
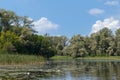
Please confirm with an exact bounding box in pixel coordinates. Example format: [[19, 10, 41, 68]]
[[115, 28, 120, 55], [0, 9, 19, 32]]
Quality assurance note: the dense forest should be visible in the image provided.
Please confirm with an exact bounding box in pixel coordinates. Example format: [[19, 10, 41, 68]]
[[1, 9, 120, 58]]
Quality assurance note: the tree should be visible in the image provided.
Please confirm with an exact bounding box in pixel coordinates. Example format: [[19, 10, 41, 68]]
[[0, 31, 19, 53], [115, 28, 120, 55], [13, 34, 56, 58], [89, 28, 114, 56], [0, 9, 19, 32], [64, 34, 88, 57], [46, 36, 68, 55]]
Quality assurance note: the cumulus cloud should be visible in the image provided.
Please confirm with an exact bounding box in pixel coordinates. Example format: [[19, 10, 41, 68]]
[[105, 0, 119, 6], [27, 17, 33, 21], [88, 8, 104, 15], [32, 17, 59, 34], [90, 17, 120, 34]]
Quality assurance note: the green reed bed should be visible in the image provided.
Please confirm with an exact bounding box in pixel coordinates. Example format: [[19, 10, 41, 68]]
[[76, 56, 120, 60], [51, 55, 120, 61], [0, 53, 45, 65], [50, 56, 73, 60]]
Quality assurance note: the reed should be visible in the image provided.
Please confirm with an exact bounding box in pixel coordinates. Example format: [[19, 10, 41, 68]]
[[51, 56, 73, 60], [0, 52, 45, 65]]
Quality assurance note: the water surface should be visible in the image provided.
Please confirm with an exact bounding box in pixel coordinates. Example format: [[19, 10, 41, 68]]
[[0, 59, 120, 80]]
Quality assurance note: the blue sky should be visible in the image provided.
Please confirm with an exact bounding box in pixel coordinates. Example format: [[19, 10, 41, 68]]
[[0, 0, 120, 37]]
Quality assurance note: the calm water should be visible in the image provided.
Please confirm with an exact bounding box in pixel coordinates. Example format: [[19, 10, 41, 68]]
[[0, 59, 120, 80]]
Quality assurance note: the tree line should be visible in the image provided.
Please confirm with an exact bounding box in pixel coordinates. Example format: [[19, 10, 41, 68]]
[[0, 9, 120, 58], [0, 9, 56, 58]]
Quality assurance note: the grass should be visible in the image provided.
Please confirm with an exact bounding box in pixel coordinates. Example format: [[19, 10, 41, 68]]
[[50, 56, 73, 60], [0, 53, 45, 65], [51, 55, 120, 61], [1, 52, 120, 65], [76, 56, 120, 60]]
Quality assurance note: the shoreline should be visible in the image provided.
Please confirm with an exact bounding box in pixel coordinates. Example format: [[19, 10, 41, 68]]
[[51, 56, 120, 60], [0, 55, 120, 65]]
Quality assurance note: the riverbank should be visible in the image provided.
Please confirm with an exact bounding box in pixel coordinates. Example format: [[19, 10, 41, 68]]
[[77, 56, 120, 60], [1, 54, 120, 65], [51, 56, 120, 60], [50, 56, 73, 60]]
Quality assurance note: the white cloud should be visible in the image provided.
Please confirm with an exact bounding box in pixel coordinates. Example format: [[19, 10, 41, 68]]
[[90, 17, 120, 34], [105, 0, 119, 6], [88, 8, 104, 15], [32, 17, 59, 34], [27, 17, 33, 21]]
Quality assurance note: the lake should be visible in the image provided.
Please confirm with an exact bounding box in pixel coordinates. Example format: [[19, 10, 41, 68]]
[[0, 59, 120, 80]]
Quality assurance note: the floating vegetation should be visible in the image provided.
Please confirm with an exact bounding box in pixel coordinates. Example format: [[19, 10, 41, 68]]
[[0, 69, 63, 80]]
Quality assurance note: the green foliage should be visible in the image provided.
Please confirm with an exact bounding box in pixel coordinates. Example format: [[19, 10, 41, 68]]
[[0, 53, 44, 65], [0, 9, 18, 32], [1, 9, 120, 61], [62, 28, 120, 58], [46, 36, 68, 56], [0, 31, 19, 53], [12, 34, 57, 58], [63, 34, 88, 58], [0, 9, 56, 59]]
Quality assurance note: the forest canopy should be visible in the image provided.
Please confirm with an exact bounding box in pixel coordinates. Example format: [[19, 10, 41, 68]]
[[0, 9, 120, 58]]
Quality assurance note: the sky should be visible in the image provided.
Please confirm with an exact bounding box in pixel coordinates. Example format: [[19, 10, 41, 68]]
[[0, 0, 120, 37]]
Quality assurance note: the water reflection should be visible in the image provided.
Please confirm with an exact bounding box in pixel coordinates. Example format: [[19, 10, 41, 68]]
[[0, 60, 120, 80], [39, 60, 120, 80]]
